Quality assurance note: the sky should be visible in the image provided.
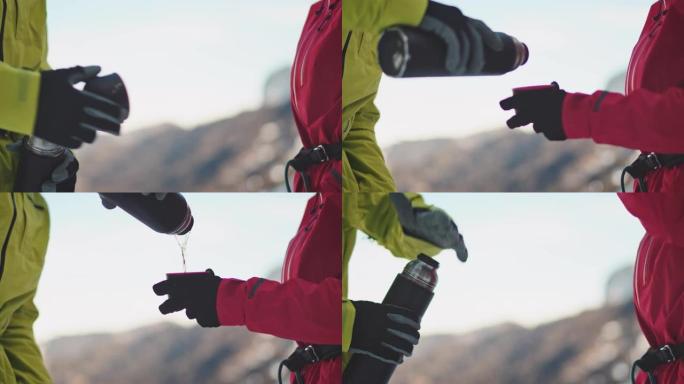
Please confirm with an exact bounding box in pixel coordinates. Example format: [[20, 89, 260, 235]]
[[348, 193, 645, 336], [34, 193, 644, 343], [45, 1, 655, 142], [46, 0, 311, 130], [375, 0, 655, 146], [34, 193, 313, 343]]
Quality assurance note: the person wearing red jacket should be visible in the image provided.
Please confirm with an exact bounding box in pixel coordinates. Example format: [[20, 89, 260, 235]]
[[500, 0, 684, 194], [148, 4, 345, 383], [619, 192, 684, 384], [285, 0, 342, 193], [501, 1, 684, 382], [153, 193, 342, 384]]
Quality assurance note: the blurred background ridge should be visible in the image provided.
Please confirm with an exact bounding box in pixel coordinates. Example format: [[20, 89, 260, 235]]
[[44, 266, 645, 384]]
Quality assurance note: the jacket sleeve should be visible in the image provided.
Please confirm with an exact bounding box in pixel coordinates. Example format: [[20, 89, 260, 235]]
[[0, 63, 41, 136], [342, 115, 397, 193], [563, 86, 684, 153], [0, 296, 52, 384], [345, 192, 443, 260], [341, 301, 355, 353], [618, 193, 684, 247], [343, 0, 428, 33], [341, 193, 452, 356], [216, 276, 341, 345]]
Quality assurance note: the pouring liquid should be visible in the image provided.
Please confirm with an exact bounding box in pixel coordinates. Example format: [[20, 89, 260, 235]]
[[174, 233, 191, 272]]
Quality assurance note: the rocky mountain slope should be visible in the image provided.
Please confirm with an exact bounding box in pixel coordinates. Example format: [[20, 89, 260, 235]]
[[393, 302, 645, 384], [75, 71, 635, 192], [43, 302, 645, 384], [44, 324, 293, 384], [386, 131, 636, 192], [44, 267, 645, 384]]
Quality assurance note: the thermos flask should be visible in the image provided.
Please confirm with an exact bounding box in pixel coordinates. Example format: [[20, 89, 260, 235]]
[[99, 193, 194, 235], [343, 255, 439, 384], [378, 26, 529, 78], [14, 73, 129, 192]]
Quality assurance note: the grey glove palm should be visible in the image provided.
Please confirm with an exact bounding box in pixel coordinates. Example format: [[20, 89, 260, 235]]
[[419, 1, 503, 75], [390, 193, 468, 262], [41, 149, 79, 192]]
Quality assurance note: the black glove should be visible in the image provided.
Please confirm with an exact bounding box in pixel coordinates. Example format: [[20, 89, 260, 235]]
[[99, 193, 167, 210], [419, 1, 503, 75], [390, 193, 468, 262], [42, 149, 79, 192], [152, 269, 222, 328], [34, 66, 125, 149], [500, 82, 567, 141], [349, 301, 421, 365]]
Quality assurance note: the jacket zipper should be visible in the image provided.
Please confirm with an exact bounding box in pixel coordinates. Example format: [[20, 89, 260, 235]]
[[13, 0, 17, 38], [342, 31, 352, 78], [627, 34, 649, 94], [282, 201, 321, 281], [292, 15, 319, 115], [634, 235, 654, 310], [626, 9, 666, 94], [299, 0, 336, 88], [0, 193, 18, 283], [0, 0, 8, 62], [292, 0, 338, 114]]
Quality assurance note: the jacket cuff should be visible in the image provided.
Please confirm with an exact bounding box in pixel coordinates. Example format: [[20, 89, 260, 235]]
[[0, 63, 41, 136], [383, 0, 429, 29], [562, 92, 592, 139], [342, 301, 356, 353], [216, 278, 247, 326]]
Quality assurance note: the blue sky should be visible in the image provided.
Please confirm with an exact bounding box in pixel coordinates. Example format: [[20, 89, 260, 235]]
[[34, 193, 644, 343], [46, 0, 310, 130]]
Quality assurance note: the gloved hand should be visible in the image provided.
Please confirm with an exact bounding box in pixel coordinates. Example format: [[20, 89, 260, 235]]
[[33, 66, 125, 149], [419, 1, 503, 75], [390, 193, 468, 262], [500, 82, 568, 141], [41, 150, 79, 192], [414, 208, 468, 260], [349, 301, 421, 365], [153, 269, 222, 328]]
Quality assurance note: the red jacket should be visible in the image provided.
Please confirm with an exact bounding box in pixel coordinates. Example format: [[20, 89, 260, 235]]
[[215, 193, 342, 383], [564, 0, 684, 193], [291, 0, 342, 192], [621, 193, 684, 383]]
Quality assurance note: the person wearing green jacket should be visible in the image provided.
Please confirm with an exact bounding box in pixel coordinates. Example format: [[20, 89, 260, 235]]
[[342, 0, 491, 374], [342, 0, 503, 192], [0, 1, 125, 192], [342, 192, 467, 369], [0, 193, 51, 384]]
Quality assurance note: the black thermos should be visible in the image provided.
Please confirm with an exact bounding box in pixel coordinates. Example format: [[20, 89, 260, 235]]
[[99, 193, 194, 235], [14, 73, 129, 192], [343, 255, 439, 384], [378, 26, 529, 78]]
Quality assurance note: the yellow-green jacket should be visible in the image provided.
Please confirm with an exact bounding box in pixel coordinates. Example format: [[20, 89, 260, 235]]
[[341, 0, 443, 369], [0, 193, 51, 384], [342, 0, 428, 192], [0, 0, 50, 190], [342, 193, 448, 367]]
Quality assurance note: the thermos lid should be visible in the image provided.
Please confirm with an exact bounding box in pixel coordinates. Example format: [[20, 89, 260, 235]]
[[418, 254, 439, 269], [173, 210, 194, 235]]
